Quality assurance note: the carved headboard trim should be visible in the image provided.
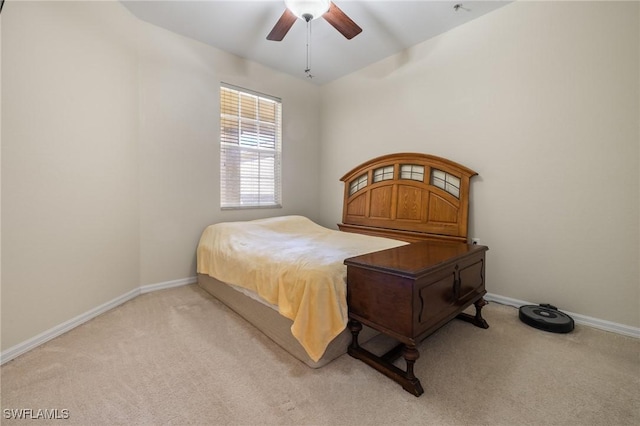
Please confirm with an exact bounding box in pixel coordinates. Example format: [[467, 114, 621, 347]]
[[339, 153, 478, 243]]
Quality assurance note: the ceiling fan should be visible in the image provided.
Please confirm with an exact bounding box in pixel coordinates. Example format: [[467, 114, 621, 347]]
[[267, 0, 362, 41]]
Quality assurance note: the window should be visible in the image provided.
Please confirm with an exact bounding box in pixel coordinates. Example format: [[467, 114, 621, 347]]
[[220, 83, 282, 209], [349, 173, 368, 195], [373, 166, 394, 183], [400, 164, 425, 182], [431, 168, 461, 198]]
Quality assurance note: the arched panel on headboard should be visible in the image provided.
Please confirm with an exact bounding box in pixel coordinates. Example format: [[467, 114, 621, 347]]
[[338, 153, 478, 243]]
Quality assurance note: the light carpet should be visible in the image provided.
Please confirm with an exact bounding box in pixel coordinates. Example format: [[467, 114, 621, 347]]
[[1, 284, 638, 425]]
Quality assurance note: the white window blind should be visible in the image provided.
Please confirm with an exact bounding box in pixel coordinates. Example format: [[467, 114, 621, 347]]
[[220, 84, 282, 209]]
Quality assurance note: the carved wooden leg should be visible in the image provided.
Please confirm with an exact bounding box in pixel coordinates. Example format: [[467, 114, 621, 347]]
[[473, 297, 490, 329], [347, 327, 424, 397], [457, 297, 490, 329], [402, 344, 424, 396], [348, 319, 362, 350]]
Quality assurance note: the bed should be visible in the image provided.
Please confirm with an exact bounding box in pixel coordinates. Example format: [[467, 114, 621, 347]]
[[197, 152, 479, 368]]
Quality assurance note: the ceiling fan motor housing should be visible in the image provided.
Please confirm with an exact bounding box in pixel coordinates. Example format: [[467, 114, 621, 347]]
[[267, 1, 362, 42], [285, 0, 330, 21]]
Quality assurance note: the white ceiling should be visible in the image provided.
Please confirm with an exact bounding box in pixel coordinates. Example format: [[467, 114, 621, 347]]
[[121, 0, 511, 85]]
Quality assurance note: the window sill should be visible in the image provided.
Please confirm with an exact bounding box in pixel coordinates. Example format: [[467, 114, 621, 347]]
[[221, 204, 283, 211]]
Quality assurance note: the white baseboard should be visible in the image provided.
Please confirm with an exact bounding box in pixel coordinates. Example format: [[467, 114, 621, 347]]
[[0, 276, 197, 365], [140, 276, 197, 294], [485, 293, 640, 338]]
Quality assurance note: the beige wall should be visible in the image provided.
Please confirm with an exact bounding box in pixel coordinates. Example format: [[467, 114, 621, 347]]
[[2, 1, 141, 350], [136, 12, 322, 285], [319, 1, 639, 328], [1, 1, 321, 350]]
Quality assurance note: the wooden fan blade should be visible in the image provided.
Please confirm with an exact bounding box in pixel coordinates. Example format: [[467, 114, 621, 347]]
[[267, 9, 297, 41], [323, 2, 362, 40]]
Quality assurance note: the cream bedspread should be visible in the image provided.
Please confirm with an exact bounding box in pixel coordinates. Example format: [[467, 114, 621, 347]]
[[196, 215, 406, 362]]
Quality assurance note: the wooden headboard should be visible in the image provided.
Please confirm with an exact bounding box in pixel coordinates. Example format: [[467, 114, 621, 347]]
[[338, 153, 477, 243]]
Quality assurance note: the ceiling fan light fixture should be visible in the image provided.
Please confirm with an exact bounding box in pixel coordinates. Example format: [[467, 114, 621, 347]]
[[285, 0, 330, 21]]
